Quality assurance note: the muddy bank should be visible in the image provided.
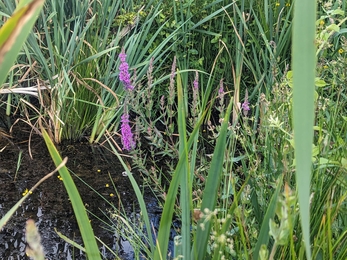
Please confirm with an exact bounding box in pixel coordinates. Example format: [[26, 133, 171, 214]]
[[0, 121, 160, 259]]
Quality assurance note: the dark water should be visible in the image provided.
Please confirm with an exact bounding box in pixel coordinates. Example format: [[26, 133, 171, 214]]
[[0, 121, 163, 259]]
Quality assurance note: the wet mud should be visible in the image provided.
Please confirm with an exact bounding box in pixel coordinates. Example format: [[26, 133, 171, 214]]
[[0, 121, 159, 259]]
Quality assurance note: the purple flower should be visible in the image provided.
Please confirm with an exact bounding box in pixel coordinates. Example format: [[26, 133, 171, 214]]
[[242, 89, 250, 112], [242, 101, 250, 111], [119, 49, 134, 91], [193, 71, 199, 90], [191, 71, 199, 121], [242, 89, 250, 114], [121, 113, 135, 151], [170, 56, 176, 86], [168, 57, 176, 107]]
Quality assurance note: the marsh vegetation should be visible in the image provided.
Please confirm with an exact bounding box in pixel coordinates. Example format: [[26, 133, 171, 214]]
[[1, 0, 347, 259]]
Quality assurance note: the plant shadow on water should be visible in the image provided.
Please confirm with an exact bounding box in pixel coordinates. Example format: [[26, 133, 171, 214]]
[[0, 118, 165, 259]]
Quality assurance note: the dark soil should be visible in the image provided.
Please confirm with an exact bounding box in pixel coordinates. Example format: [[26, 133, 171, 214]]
[[0, 118, 160, 259]]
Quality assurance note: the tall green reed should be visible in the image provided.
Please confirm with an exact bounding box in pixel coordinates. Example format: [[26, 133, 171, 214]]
[[292, 0, 316, 259], [41, 127, 101, 259]]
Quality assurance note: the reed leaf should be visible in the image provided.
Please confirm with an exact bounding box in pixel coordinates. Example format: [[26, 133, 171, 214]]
[[176, 72, 192, 259], [41, 128, 101, 259], [0, 0, 44, 86], [292, 0, 317, 259]]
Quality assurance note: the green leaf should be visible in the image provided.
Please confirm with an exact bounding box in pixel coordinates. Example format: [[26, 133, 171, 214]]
[[326, 24, 340, 32], [330, 9, 344, 16], [0, 0, 45, 86], [292, 0, 316, 258], [341, 158, 347, 170], [41, 128, 101, 259], [315, 78, 327, 87], [176, 72, 191, 259], [286, 71, 293, 88]]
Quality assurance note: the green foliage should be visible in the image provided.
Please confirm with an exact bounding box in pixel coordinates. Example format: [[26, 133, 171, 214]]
[[107, 2, 347, 259], [292, 1, 317, 258], [1, 0, 179, 143], [3, 0, 347, 259], [113, 7, 147, 27]]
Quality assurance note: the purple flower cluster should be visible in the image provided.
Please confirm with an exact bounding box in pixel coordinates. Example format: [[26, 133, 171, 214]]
[[241, 101, 250, 111], [119, 49, 134, 91], [241, 90, 250, 116], [191, 71, 199, 122], [170, 56, 176, 87], [121, 113, 135, 151]]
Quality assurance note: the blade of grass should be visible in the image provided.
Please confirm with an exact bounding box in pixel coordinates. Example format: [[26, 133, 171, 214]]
[[0, 0, 44, 86], [41, 127, 101, 260], [14, 150, 23, 181], [54, 228, 86, 252], [292, 0, 316, 259], [176, 71, 191, 259]]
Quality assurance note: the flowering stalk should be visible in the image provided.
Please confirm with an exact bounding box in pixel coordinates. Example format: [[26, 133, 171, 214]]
[[119, 48, 134, 91], [168, 56, 176, 110], [241, 89, 250, 116], [146, 57, 154, 118], [167, 57, 176, 129], [217, 79, 225, 119], [121, 112, 135, 151], [191, 71, 199, 124]]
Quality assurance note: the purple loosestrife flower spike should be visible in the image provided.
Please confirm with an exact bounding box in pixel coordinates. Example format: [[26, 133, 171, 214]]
[[241, 101, 250, 111], [242, 89, 250, 111], [121, 113, 136, 151], [170, 56, 177, 87], [119, 49, 134, 91], [193, 71, 199, 90], [168, 57, 176, 109], [218, 79, 225, 106], [191, 71, 199, 123], [242, 89, 250, 117], [218, 79, 224, 96]]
